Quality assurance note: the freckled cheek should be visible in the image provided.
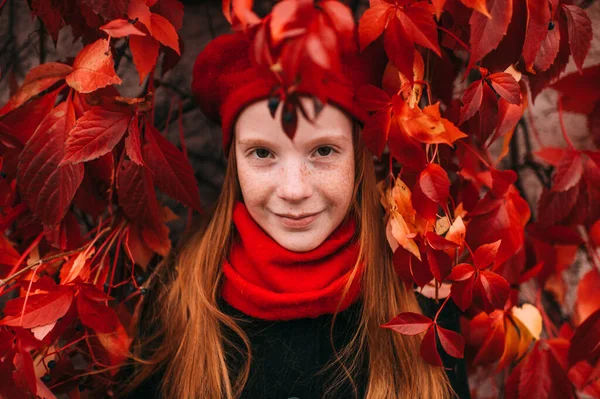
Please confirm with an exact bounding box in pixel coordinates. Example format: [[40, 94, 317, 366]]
[[313, 158, 355, 205], [236, 163, 277, 206]]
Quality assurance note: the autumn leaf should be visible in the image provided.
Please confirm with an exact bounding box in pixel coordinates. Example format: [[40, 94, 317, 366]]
[[381, 312, 433, 335], [568, 308, 600, 366], [125, 115, 144, 166], [468, 0, 513, 71], [384, 15, 415, 86], [17, 102, 84, 226], [358, 3, 392, 52], [60, 107, 132, 166], [0, 288, 74, 329], [150, 13, 181, 55], [487, 72, 520, 105], [129, 31, 160, 84], [65, 39, 122, 93], [416, 163, 450, 207], [522, 0, 551, 72], [459, 80, 483, 125], [561, 5, 592, 73], [143, 124, 202, 212], [128, 0, 152, 30], [0, 63, 72, 116], [117, 160, 162, 231], [100, 19, 146, 38]]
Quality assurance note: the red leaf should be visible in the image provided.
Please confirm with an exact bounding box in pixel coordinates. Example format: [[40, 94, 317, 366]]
[[384, 16, 415, 86], [76, 293, 119, 334], [478, 270, 510, 311], [460, 0, 490, 17], [533, 147, 564, 166], [60, 107, 132, 166], [143, 124, 202, 211], [411, 252, 434, 288], [129, 32, 160, 84], [398, 2, 441, 57], [0, 289, 73, 329], [125, 115, 144, 165], [488, 97, 522, 145], [0, 63, 71, 116], [420, 326, 443, 366], [150, 13, 180, 55], [381, 312, 433, 335], [518, 341, 552, 398], [489, 167, 517, 197], [528, 15, 570, 101], [15, 342, 37, 395], [320, 0, 356, 53], [355, 84, 391, 111], [412, 179, 438, 222], [460, 80, 483, 124], [568, 308, 600, 366], [17, 102, 84, 226], [448, 265, 476, 312], [522, 0, 551, 72], [117, 160, 162, 230], [436, 324, 465, 358], [426, 232, 460, 251], [537, 184, 579, 226], [361, 109, 392, 157], [515, 340, 574, 399], [427, 246, 453, 282], [473, 240, 502, 269], [65, 39, 122, 93], [152, 0, 184, 31], [447, 263, 475, 281], [468, 0, 513, 71], [417, 163, 450, 206], [100, 18, 146, 38], [551, 149, 583, 192], [431, 0, 446, 20], [0, 89, 59, 144], [561, 5, 592, 73], [487, 72, 520, 105], [533, 18, 560, 73], [387, 116, 427, 170], [128, 0, 152, 30], [551, 66, 600, 110]]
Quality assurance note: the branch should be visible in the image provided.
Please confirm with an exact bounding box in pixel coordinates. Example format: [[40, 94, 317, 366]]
[[0, 227, 112, 288]]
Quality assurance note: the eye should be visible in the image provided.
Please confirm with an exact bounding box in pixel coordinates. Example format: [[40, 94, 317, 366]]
[[253, 148, 271, 159], [315, 146, 334, 157]]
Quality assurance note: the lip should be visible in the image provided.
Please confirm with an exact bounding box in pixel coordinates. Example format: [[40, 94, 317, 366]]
[[276, 211, 321, 228]]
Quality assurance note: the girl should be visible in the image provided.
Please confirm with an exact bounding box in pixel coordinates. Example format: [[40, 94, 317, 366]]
[[119, 15, 469, 399]]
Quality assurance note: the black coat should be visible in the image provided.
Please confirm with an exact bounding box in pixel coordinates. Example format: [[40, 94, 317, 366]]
[[121, 294, 470, 399]]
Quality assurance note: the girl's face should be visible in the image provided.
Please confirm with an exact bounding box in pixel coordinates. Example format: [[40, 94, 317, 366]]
[[234, 97, 355, 252]]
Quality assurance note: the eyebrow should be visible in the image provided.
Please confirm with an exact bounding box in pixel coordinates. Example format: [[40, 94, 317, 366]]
[[237, 133, 348, 147]]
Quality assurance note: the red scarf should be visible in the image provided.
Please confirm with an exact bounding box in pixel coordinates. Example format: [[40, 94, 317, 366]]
[[221, 201, 363, 320]]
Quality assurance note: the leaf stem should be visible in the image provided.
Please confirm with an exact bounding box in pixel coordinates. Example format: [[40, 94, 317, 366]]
[[433, 294, 451, 322], [436, 25, 470, 53], [557, 96, 575, 150], [457, 140, 491, 168]]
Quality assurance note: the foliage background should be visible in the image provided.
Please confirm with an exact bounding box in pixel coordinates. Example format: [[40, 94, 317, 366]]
[[0, 0, 599, 397]]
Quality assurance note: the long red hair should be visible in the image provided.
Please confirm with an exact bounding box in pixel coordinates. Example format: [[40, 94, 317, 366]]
[[120, 120, 454, 398]]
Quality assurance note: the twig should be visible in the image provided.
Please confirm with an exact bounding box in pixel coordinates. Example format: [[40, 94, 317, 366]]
[[0, 227, 111, 288]]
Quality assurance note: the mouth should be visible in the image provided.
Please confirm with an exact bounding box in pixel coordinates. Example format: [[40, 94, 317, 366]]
[[275, 211, 321, 228]]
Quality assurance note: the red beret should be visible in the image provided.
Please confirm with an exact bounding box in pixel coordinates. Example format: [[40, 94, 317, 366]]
[[191, 31, 386, 154]]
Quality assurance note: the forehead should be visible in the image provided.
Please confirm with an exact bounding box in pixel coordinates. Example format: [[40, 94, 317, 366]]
[[234, 96, 354, 145]]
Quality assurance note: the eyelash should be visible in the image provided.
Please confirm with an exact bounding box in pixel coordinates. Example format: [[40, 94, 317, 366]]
[[250, 146, 336, 160]]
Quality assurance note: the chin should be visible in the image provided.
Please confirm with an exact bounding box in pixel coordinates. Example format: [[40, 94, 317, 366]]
[[275, 232, 323, 253]]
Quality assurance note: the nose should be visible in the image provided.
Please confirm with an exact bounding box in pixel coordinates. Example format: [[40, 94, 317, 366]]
[[275, 160, 313, 202]]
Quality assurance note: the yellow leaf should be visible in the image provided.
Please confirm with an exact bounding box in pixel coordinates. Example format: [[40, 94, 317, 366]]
[[511, 303, 542, 340]]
